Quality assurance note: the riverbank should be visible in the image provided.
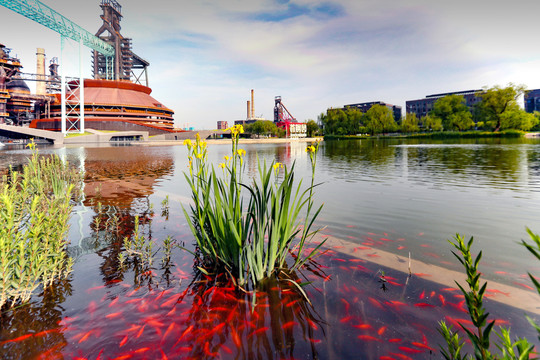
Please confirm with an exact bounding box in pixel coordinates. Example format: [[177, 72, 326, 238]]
[[324, 129, 528, 140]]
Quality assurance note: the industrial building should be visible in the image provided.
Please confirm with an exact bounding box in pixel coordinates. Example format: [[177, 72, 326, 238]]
[[405, 90, 483, 119], [0, 0, 180, 137], [344, 101, 402, 122]]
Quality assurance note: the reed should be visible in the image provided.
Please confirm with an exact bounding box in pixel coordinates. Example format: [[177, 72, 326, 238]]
[[0, 142, 82, 309], [182, 127, 324, 288], [439, 234, 538, 360]]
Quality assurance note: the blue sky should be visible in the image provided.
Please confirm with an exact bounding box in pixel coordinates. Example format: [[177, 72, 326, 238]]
[[2, 0, 540, 129]]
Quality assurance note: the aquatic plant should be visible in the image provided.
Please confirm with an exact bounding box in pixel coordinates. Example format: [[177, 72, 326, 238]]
[[438, 234, 538, 360], [122, 215, 155, 268], [182, 128, 324, 288], [0, 142, 82, 309]]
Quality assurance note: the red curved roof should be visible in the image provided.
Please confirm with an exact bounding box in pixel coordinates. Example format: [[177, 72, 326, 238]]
[[66, 79, 173, 112]]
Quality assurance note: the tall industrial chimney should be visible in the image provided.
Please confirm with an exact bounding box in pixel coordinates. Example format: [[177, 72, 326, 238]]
[[247, 100, 251, 120], [251, 89, 254, 119], [36, 48, 46, 95]]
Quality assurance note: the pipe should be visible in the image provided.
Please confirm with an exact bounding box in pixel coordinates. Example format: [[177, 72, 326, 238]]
[[247, 100, 250, 120]]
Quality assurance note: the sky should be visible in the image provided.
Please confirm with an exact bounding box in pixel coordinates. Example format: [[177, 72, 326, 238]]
[[2, 0, 540, 129]]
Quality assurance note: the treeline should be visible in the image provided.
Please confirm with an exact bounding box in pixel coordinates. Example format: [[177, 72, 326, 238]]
[[320, 84, 540, 136]]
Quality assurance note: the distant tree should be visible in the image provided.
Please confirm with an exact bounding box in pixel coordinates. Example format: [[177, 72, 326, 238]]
[[421, 114, 442, 131], [475, 84, 527, 131], [344, 107, 363, 134], [499, 109, 538, 131], [401, 113, 420, 133], [364, 104, 397, 135], [305, 119, 319, 137], [431, 94, 474, 131], [250, 120, 278, 137]]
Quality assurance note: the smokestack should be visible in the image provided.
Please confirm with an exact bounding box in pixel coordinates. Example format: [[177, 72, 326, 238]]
[[36, 48, 46, 95], [247, 100, 251, 120], [251, 89, 254, 119]]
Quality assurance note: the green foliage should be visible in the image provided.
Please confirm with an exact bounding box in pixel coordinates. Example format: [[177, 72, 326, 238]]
[[305, 119, 319, 137], [364, 104, 397, 135], [439, 234, 538, 360], [401, 112, 420, 133], [0, 142, 82, 309], [319, 108, 363, 135], [247, 120, 278, 137], [421, 114, 443, 131], [122, 216, 155, 268], [182, 127, 324, 288], [432, 95, 474, 131], [499, 109, 538, 131], [475, 84, 526, 132]]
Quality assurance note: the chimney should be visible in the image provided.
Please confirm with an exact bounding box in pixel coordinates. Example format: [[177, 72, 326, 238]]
[[36, 48, 46, 95], [251, 89, 254, 119], [247, 100, 250, 120]]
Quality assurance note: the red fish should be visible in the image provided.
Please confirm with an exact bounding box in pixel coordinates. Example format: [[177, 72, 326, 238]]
[[248, 327, 269, 338], [341, 298, 350, 313], [412, 342, 436, 351], [78, 330, 93, 344], [231, 328, 241, 348], [309, 338, 322, 344], [415, 303, 435, 308], [438, 294, 446, 306], [367, 254, 381, 258], [388, 338, 402, 343], [358, 335, 380, 341], [307, 319, 318, 330], [380, 357, 397, 360], [369, 297, 384, 309], [340, 316, 353, 323], [419, 290, 425, 299], [397, 246, 406, 250], [414, 273, 431, 277], [399, 346, 424, 353], [353, 324, 372, 330], [378, 326, 387, 335], [0, 333, 33, 345], [119, 335, 128, 348], [282, 321, 298, 330], [105, 312, 122, 319]]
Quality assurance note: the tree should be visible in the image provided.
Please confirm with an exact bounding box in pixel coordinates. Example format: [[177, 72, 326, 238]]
[[363, 104, 397, 135], [401, 113, 420, 133], [431, 94, 473, 131], [421, 114, 442, 131], [499, 108, 538, 131], [305, 119, 319, 137], [476, 84, 526, 131], [250, 120, 278, 137]]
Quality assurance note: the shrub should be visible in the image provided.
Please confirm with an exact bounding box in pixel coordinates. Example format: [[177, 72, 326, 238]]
[[0, 142, 82, 309]]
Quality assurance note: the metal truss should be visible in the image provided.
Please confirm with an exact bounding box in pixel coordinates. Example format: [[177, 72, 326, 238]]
[[0, 0, 115, 77]]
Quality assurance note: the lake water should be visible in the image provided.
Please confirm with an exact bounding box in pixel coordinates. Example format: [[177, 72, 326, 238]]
[[0, 138, 539, 359]]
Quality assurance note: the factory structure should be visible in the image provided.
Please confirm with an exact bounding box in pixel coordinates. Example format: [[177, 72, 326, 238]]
[[0, 0, 181, 137], [233, 90, 307, 138]]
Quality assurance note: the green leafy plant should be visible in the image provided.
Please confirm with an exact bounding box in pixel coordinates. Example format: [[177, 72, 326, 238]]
[[439, 234, 538, 360], [0, 142, 82, 309], [182, 128, 325, 289]]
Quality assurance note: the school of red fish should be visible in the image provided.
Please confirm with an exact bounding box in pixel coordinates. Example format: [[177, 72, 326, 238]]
[[0, 229, 530, 360]]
